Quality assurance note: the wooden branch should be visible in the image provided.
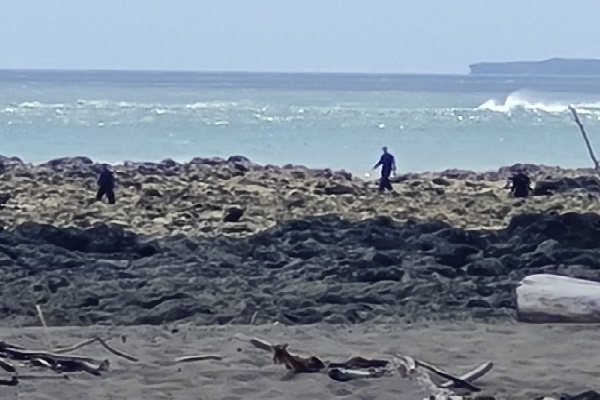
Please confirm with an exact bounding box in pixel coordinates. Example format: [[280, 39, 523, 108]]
[[328, 356, 389, 369], [0, 356, 15, 373], [0, 346, 102, 365], [328, 367, 386, 382], [0, 377, 18, 386], [414, 359, 481, 392], [172, 355, 223, 364], [569, 105, 600, 171], [53, 338, 98, 353], [53, 336, 138, 362], [440, 362, 493, 389]]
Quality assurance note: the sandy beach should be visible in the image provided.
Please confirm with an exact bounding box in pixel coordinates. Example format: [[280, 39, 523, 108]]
[[1, 322, 598, 400], [1, 156, 600, 398]]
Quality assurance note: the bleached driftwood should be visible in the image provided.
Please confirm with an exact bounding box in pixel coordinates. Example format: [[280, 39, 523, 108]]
[[172, 355, 223, 364], [440, 362, 493, 389], [516, 274, 600, 323], [414, 358, 482, 392]]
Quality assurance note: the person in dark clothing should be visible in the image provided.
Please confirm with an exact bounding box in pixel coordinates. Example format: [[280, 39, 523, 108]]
[[506, 168, 532, 198], [96, 164, 116, 204], [372, 146, 396, 193]]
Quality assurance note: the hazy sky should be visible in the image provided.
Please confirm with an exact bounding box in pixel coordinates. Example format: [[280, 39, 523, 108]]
[[3, 0, 599, 74]]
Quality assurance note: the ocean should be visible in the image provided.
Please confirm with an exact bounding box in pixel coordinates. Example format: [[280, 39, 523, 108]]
[[2, 69, 600, 176]]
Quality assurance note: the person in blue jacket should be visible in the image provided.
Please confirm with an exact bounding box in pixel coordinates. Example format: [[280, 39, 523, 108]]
[[372, 146, 396, 193], [96, 164, 116, 204]]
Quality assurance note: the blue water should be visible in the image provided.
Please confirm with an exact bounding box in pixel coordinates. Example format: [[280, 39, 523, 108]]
[[2, 69, 600, 175]]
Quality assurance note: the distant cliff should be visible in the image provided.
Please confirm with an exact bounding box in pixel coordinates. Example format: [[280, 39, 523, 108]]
[[469, 58, 600, 76]]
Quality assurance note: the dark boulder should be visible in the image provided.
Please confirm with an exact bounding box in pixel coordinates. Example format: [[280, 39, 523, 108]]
[[223, 207, 245, 223]]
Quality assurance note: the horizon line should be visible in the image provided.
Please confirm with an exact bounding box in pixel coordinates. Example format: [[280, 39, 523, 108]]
[[0, 67, 469, 77]]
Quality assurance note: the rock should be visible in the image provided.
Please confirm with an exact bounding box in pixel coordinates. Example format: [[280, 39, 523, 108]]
[[323, 183, 356, 195], [0, 193, 10, 209], [0, 154, 23, 165], [516, 274, 600, 323], [142, 188, 162, 197], [465, 258, 508, 277], [223, 207, 244, 223], [46, 156, 94, 167], [533, 176, 600, 196], [432, 177, 451, 186], [436, 244, 480, 268]]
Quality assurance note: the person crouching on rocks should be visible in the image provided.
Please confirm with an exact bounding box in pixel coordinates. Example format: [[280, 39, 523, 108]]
[[372, 146, 397, 193], [96, 164, 116, 204], [505, 168, 532, 198]]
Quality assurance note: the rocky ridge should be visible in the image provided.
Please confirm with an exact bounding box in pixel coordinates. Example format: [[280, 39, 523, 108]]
[[2, 212, 600, 327], [1, 156, 600, 237]]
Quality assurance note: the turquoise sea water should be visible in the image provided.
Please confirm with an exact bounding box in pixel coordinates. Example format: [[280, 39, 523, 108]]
[[2, 70, 600, 175]]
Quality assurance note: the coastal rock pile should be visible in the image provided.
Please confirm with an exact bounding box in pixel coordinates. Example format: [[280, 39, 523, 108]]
[[1, 212, 600, 327], [1, 156, 600, 237]]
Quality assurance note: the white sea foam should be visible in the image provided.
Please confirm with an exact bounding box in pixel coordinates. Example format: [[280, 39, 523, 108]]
[[477, 89, 600, 114]]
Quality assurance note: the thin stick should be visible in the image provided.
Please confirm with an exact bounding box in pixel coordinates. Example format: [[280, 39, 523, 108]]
[[53, 338, 97, 354], [250, 311, 259, 325], [96, 337, 138, 362], [54, 337, 138, 362], [35, 305, 47, 328], [172, 355, 223, 363], [569, 105, 600, 171], [14, 374, 70, 381]]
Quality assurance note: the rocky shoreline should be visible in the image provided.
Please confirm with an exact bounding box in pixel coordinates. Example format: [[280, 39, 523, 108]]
[[1, 156, 600, 327], [1, 155, 600, 237]]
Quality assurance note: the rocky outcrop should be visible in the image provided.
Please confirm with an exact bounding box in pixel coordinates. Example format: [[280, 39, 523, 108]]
[[2, 212, 600, 327]]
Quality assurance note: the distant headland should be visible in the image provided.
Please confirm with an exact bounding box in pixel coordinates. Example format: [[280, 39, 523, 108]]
[[469, 58, 600, 76]]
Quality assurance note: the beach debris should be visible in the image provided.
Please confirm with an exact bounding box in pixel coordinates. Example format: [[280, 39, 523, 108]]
[[235, 333, 492, 395], [53, 336, 138, 362], [0, 336, 137, 386], [535, 391, 600, 400], [0, 335, 224, 386]]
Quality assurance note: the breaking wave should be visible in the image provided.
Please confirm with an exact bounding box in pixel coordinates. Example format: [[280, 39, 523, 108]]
[[476, 89, 600, 114]]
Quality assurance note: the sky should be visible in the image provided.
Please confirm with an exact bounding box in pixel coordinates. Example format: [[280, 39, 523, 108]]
[[2, 0, 600, 74]]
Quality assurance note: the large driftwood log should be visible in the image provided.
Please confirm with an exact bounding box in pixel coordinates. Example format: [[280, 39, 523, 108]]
[[516, 274, 600, 323]]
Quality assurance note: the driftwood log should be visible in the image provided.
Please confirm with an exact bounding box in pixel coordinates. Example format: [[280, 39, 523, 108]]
[[1, 335, 223, 387], [0, 337, 131, 385], [235, 333, 493, 396]]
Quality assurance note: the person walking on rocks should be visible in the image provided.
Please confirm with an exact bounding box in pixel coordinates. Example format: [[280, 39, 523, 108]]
[[96, 164, 116, 204], [372, 146, 396, 193], [506, 168, 532, 198]]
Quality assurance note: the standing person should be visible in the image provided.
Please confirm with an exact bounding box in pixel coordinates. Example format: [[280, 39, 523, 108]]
[[96, 164, 116, 204], [372, 146, 396, 193], [506, 168, 532, 198]]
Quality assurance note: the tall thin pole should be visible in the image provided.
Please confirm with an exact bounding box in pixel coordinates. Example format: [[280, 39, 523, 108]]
[[568, 105, 600, 172]]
